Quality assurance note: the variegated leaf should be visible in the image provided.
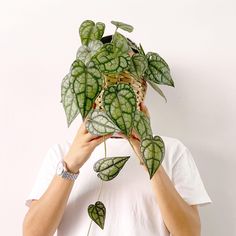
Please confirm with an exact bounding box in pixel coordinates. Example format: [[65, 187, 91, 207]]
[[94, 156, 130, 181], [88, 201, 106, 229], [76, 40, 103, 65], [70, 59, 103, 119], [129, 53, 148, 79], [103, 83, 136, 136], [91, 43, 130, 74], [86, 109, 120, 135], [147, 80, 167, 102], [112, 32, 130, 55], [61, 73, 80, 127], [79, 20, 105, 46], [111, 20, 134, 32], [144, 52, 174, 87], [133, 110, 153, 139], [140, 135, 165, 179]]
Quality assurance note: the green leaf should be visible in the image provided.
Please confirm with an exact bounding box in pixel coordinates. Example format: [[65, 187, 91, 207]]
[[112, 32, 130, 54], [91, 43, 130, 74], [76, 40, 103, 65], [88, 201, 106, 229], [129, 53, 148, 79], [70, 59, 103, 119], [147, 80, 167, 102], [61, 73, 80, 127], [79, 20, 105, 46], [138, 43, 146, 55], [140, 135, 165, 179], [133, 110, 153, 139], [144, 52, 174, 87], [103, 83, 137, 136], [86, 109, 120, 135], [94, 156, 130, 181], [111, 20, 134, 32]]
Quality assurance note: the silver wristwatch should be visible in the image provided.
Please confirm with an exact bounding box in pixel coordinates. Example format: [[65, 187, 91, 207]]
[[56, 160, 80, 181]]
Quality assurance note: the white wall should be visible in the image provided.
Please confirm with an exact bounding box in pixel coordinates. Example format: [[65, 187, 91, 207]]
[[1, 0, 235, 235]]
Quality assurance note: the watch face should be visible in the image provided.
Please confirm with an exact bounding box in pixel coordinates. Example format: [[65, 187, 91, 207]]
[[56, 162, 64, 175]]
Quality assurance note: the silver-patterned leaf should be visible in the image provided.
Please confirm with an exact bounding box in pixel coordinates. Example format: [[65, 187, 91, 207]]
[[147, 80, 167, 102], [129, 53, 148, 79], [140, 135, 165, 179], [111, 20, 134, 32], [86, 109, 120, 135], [88, 201, 106, 229], [91, 43, 130, 74], [144, 52, 174, 87], [103, 83, 137, 136], [94, 156, 130, 181], [133, 110, 153, 139], [112, 32, 130, 55], [79, 20, 105, 46], [76, 40, 103, 65], [61, 73, 80, 127], [70, 59, 103, 119]]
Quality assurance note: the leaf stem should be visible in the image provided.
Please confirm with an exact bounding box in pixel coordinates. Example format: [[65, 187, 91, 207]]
[[87, 137, 107, 236]]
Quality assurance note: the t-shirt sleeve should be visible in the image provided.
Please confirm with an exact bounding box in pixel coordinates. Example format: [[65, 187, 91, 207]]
[[25, 143, 63, 207], [172, 146, 212, 206]]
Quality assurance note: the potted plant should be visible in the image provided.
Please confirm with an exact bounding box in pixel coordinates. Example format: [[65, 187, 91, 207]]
[[60, 19, 174, 233]]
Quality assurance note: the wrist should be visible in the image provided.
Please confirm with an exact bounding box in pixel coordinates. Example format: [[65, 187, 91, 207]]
[[63, 156, 82, 174]]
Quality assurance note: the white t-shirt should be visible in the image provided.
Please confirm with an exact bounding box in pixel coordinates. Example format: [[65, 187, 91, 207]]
[[25, 136, 212, 236]]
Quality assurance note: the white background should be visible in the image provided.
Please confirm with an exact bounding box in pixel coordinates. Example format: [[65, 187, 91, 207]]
[[1, 0, 235, 235]]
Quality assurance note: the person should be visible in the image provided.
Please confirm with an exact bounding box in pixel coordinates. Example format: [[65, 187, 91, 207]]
[[23, 103, 212, 236]]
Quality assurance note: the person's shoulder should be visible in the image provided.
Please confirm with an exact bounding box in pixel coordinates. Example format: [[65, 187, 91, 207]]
[[160, 135, 187, 152], [159, 135, 188, 168]]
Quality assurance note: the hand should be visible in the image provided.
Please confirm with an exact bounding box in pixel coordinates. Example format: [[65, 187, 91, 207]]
[[64, 119, 112, 173]]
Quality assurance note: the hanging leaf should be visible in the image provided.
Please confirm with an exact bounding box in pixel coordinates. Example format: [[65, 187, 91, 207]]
[[94, 156, 130, 181], [140, 135, 165, 179], [86, 109, 120, 135], [91, 43, 130, 74], [129, 53, 148, 79], [88, 201, 106, 229], [103, 83, 137, 136], [70, 59, 103, 119], [144, 52, 174, 87], [147, 80, 167, 102], [76, 40, 103, 65], [111, 20, 134, 32], [133, 110, 153, 140], [79, 20, 105, 46], [61, 73, 80, 127]]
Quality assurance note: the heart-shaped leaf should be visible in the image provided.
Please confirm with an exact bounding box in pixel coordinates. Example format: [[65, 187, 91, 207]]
[[94, 156, 130, 181], [91, 43, 130, 74], [76, 40, 103, 65], [103, 83, 137, 136], [86, 109, 120, 135], [61, 73, 80, 127], [144, 52, 174, 87], [70, 59, 103, 119], [112, 32, 130, 55], [140, 135, 165, 179], [129, 53, 148, 79], [111, 20, 134, 32], [79, 20, 105, 46], [88, 201, 106, 229], [147, 80, 167, 102], [133, 110, 153, 140]]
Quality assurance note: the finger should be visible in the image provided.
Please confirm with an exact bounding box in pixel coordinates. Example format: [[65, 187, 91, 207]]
[[90, 133, 112, 147], [84, 132, 101, 142]]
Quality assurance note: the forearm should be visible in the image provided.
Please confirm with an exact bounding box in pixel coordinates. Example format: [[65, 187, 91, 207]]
[[150, 166, 201, 236], [23, 175, 74, 236]]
